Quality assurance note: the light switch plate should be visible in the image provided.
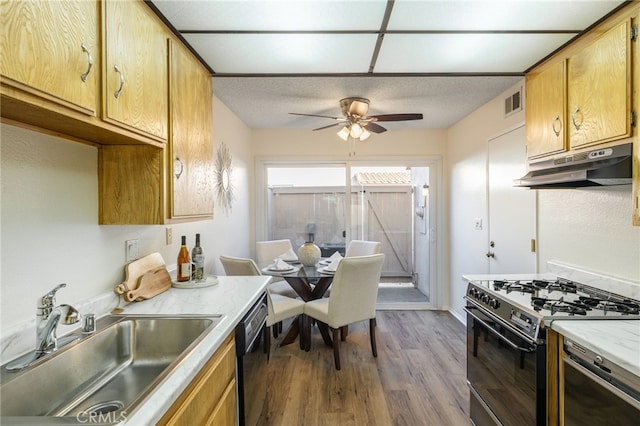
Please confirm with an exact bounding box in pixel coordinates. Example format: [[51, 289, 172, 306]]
[[125, 239, 139, 262], [473, 218, 483, 230]]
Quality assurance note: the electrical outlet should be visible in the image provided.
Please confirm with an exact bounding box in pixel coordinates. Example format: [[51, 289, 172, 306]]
[[125, 239, 139, 262], [473, 218, 483, 230], [166, 227, 173, 245]]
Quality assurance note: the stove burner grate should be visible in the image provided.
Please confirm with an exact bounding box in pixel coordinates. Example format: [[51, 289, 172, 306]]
[[493, 279, 579, 294]]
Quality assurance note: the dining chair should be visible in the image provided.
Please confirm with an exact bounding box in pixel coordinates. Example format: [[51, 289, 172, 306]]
[[219, 255, 262, 276], [265, 290, 305, 360], [344, 240, 381, 257], [255, 239, 299, 298], [219, 255, 304, 350], [303, 253, 385, 370], [324, 240, 382, 304]]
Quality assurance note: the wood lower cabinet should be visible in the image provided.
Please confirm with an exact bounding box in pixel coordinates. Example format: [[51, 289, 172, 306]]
[[0, 0, 99, 115], [568, 19, 632, 150], [525, 60, 566, 159], [102, 0, 168, 143], [159, 334, 237, 426]]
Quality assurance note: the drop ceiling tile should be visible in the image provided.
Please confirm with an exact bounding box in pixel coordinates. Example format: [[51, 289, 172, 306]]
[[388, 0, 625, 31], [375, 33, 575, 73], [184, 33, 379, 74], [154, 0, 387, 31]]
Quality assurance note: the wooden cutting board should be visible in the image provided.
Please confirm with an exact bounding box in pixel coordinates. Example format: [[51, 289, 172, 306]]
[[114, 252, 165, 296], [125, 266, 171, 302]]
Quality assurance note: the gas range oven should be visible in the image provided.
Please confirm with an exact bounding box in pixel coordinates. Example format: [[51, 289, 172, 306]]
[[464, 276, 640, 426]]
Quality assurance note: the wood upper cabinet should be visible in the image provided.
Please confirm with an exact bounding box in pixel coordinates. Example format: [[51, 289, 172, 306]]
[[169, 40, 215, 219], [0, 0, 98, 115], [103, 0, 168, 143], [159, 334, 237, 426], [525, 60, 566, 159], [525, 18, 634, 160], [100, 39, 214, 225], [568, 19, 632, 150]]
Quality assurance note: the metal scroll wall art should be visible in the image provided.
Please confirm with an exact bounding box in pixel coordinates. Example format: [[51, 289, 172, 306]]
[[215, 142, 234, 214]]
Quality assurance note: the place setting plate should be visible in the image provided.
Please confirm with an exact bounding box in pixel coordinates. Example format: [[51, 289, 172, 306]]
[[317, 267, 337, 274]]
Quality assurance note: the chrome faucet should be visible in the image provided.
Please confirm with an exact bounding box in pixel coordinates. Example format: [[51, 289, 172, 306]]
[[6, 284, 81, 372], [36, 284, 80, 354]]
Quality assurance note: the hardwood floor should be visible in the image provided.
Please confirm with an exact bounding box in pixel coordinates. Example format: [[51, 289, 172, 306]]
[[259, 310, 469, 425]]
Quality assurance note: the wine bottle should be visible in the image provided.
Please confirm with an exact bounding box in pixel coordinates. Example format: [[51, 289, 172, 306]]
[[191, 233, 205, 281], [177, 235, 191, 282]]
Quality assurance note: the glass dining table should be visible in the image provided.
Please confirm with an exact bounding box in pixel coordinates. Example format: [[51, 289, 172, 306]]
[[262, 263, 335, 348]]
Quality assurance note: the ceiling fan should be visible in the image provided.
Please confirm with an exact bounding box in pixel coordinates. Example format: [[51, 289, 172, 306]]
[[289, 97, 423, 141]]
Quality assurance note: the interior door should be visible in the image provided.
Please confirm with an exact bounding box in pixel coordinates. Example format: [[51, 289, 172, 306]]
[[487, 125, 537, 273]]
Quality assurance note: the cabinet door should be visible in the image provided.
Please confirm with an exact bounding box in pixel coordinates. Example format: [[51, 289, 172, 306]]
[[169, 40, 214, 218], [103, 0, 168, 142], [159, 335, 236, 426], [525, 60, 566, 159], [568, 20, 631, 149], [0, 0, 98, 114]]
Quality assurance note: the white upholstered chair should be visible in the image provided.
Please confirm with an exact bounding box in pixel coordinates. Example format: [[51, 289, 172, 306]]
[[255, 239, 299, 298], [303, 254, 385, 370], [219, 255, 304, 357], [219, 255, 261, 276], [344, 240, 381, 257], [265, 290, 304, 359]]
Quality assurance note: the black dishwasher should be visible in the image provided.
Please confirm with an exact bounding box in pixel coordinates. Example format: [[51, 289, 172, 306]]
[[235, 294, 268, 426]]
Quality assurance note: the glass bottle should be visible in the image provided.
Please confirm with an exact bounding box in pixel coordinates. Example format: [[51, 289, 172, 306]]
[[191, 233, 205, 281], [177, 235, 191, 282]]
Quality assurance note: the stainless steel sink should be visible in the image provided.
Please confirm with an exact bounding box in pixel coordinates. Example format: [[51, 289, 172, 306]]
[[1, 315, 223, 424]]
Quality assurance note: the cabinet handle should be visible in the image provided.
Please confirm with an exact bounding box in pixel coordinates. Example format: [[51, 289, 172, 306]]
[[113, 65, 125, 99], [174, 157, 184, 180], [551, 115, 562, 136], [571, 107, 583, 130], [80, 43, 93, 82]]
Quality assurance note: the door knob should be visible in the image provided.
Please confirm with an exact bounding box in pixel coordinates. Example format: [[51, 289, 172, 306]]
[[486, 252, 495, 258]]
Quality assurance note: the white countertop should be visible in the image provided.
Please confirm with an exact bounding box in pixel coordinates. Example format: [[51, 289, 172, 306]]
[[550, 320, 640, 378], [112, 275, 270, 425]]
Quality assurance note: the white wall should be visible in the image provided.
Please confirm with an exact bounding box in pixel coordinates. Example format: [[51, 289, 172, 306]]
[[0, 94, 252, 332], [446, 81, 526, 321], [537, 187, 640, 281]]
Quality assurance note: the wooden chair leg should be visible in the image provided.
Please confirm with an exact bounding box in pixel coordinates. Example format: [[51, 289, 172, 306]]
[[332, 327, 341, 370], [369, 318, 377, 357], [265, 326, 272, 361], [340, 325, 347, 341], [299, 315, 305, 350], [305, 316, 312, 352]]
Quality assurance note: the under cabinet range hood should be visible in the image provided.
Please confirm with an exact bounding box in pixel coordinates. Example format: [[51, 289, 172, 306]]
[[514, 143, 633, 189]]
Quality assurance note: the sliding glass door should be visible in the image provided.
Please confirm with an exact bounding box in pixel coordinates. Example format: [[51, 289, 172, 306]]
[[257, 158, 439, 306]]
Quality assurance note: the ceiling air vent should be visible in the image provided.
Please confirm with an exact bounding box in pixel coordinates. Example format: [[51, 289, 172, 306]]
[[504, 87, 523, 117]]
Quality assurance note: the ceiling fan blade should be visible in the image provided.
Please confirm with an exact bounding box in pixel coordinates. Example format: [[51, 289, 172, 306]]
[[348, 100, 369, 117], [370, 113, 423, 122], [312, 122, 341, 131], [289, 112, 340, 120], [364, 122, 387, 133]]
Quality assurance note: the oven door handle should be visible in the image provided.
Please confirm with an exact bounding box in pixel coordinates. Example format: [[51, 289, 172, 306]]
[[565, 357, 640, 410], [464, 307, 536, 353]]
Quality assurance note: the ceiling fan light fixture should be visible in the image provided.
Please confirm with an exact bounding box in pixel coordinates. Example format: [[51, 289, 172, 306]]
[[359, 129, 371, 141], [337, 126, 350, 141], [350, 123, 363, 138]]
